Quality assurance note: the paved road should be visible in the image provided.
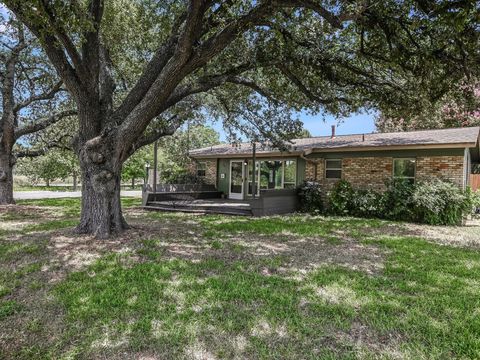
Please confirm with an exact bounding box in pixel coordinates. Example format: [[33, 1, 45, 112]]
[[14, 190, 142, 200]]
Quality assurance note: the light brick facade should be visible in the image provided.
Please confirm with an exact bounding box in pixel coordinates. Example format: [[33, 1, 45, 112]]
[[305, 155, 466, 191], [187, 158, 217, 186], [416, 156, 465, 187]]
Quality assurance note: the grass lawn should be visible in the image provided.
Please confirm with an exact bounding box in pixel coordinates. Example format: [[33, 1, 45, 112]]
[[0, 199, 479, 359]]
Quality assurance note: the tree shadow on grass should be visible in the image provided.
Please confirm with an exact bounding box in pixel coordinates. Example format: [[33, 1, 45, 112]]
[[2, 206, 480, 359], [51, 232, 480, 359]]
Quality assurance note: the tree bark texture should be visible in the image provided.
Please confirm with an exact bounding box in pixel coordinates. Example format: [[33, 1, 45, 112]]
[[75, 132, 128, 238], [0, 151, 14, 205]]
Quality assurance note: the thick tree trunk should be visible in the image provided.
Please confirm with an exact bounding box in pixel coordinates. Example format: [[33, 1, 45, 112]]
[[0, 151, 15, 205], [76, 152, 128, 238]]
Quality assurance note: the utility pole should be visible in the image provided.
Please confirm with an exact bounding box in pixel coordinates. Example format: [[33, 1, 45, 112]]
[[252, 141, 257, 199], [153, 140, 158, 193]]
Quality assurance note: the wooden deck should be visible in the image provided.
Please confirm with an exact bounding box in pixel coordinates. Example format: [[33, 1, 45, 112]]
[[142, 186, 300, 216], [144, 199, 253, 216]]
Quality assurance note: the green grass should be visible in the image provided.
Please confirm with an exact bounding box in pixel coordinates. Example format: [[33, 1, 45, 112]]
[[51, 234, 480, 359], [1, 198, 480, 358], [0, 299, 22, 320], [14, 185, 143, 191], [14, 185, 78, 192], [198, 214, 383, 240]]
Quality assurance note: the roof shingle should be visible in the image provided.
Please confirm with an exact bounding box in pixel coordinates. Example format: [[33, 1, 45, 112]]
[[189, 126, 480, 157]]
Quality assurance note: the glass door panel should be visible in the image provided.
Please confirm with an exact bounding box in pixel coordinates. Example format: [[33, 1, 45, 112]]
[[229, 161, 244, 199]]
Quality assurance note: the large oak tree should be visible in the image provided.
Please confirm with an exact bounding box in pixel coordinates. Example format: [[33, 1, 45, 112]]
[[0, 14, 75, 204], [3, 0, 478, 237]]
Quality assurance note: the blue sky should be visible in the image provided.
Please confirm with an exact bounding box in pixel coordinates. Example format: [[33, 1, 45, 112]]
[[208, 111, 377, 141]]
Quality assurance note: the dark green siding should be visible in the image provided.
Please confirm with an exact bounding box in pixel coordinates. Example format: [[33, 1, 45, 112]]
[[217, 159, 230, 194]]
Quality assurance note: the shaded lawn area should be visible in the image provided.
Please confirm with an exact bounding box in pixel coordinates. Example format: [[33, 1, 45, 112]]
[[0, 199, 479, 359]]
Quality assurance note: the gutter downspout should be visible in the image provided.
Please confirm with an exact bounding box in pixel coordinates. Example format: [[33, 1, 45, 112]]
[[300, 149, 322, 181]]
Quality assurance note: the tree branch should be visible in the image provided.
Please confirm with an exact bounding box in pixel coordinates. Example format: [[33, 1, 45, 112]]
[[13, 81, 64, 112], [5, 3, 84, 99], [276, 63, 349, 104], [130, 114, 181, 154], [14, 110, 77, 139]]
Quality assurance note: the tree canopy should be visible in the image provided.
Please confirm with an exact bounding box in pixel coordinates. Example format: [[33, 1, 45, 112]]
[[3, 0, 479, 236], [376, 79, 480, 131]]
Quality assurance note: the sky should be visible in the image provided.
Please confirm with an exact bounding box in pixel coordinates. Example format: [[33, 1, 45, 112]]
[[208, 111, 377, 142]]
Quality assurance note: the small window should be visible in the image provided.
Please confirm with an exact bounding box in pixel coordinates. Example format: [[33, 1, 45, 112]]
[[393, 158, 415, 183], [325, 159, 342, 179], [196, 162, 207, 177]]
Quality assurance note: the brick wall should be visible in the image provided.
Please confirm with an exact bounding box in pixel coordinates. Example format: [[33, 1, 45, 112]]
[[304, 155, 466, 191], [187, 159, 217, 186], [416, 156, 465, 187]]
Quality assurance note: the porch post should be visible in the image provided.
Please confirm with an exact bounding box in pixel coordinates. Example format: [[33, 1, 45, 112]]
[[153, 140, 158, 193], [252, 141, 256, 199]]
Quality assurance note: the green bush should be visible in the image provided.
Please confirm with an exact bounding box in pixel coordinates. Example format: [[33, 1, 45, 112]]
[[352, 189, 384, 218], [472, 190, 480, 217], [298, 181, 323, 214], [327, 180, 354, 215], [381, 179, 415, 221], [324, 179, 476, 225], [412, 180, 476, 225]]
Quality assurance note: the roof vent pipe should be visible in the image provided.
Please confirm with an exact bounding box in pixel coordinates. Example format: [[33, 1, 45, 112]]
[[331, 125, 336, 138], [362, 134, 365, 142]]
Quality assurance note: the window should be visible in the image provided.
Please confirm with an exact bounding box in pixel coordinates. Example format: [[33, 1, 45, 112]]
[[247, 160, 260, 195], [260, 160, 283, 189], [393, 158, 416, 183], [325, 159, 342, 179], [196, 162, 207, 177], [247, 159, 297, 194], [283, 160, 296, 189]]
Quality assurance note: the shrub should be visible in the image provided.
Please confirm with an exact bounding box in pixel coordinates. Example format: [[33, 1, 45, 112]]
[[472, 190, 480, 217], [298, 181, 323, 214], [412, 180, 477, 225], [352, 189, 384, 218], [381, 179, 415, 221], [324, 178, 476, 225], [327, 180, 355, 215]]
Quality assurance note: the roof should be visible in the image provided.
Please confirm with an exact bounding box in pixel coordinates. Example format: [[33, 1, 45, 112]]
[[189, 126, 480, 158]]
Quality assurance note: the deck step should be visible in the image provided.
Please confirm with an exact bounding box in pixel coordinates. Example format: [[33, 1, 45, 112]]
[[143, 205, 252, 216]]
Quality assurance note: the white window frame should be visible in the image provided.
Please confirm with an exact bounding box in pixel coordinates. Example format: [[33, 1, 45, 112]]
[[229, 160, 244, 199], [247, 158, 297, 195], [392, 158, 416, 182], [325, 159, 342, 179], [283, 159, 297, 189], [196, 161, 207, 177]]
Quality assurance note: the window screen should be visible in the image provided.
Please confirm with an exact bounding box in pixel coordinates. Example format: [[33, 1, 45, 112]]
[[325, 159, 342, 179]]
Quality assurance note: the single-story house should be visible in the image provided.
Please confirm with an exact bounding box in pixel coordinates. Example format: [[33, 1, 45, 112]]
[[188, 127, 480, 204]]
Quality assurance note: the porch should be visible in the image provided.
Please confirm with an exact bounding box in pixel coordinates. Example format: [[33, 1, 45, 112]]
[[142, 185, 299, 216]]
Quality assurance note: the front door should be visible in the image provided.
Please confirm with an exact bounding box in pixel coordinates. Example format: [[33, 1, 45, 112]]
[[229, 160, 244, 199]]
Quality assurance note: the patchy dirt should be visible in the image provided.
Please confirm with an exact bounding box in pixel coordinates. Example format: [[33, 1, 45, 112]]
[[1, 204, 479, 359], [0, 204, 66, 220], [334, 322, 407, 359], [370, 219, 480, 249]]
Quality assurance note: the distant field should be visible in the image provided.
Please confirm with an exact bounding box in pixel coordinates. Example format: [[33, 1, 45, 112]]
[[14, 184, 144, 192]]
